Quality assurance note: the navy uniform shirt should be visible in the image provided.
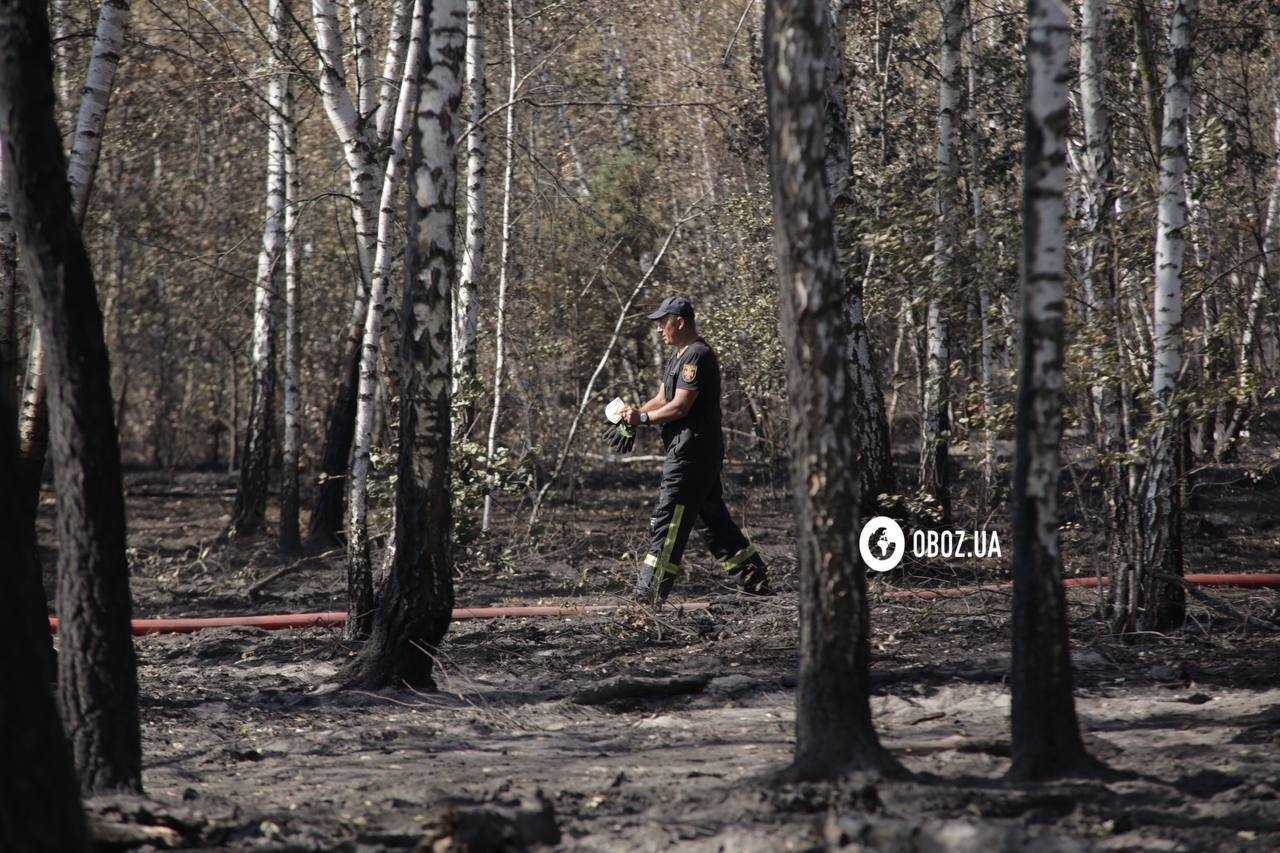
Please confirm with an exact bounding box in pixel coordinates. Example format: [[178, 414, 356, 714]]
[[661, 339, 722, 451]]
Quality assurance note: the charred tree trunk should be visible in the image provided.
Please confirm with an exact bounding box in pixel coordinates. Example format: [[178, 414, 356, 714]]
[[347, 0, 426, 640], [346, 0, 463, 690], [764, 0, 901, 781], [304, 0, 388, 549], [1008, 0, 1097, 781], [0, 377, 87, 851], [0, 0, 141, 793]]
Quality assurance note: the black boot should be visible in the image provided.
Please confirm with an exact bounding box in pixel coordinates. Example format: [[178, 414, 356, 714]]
[[729, 554, 772, 596], [634, 559, 678, 604]]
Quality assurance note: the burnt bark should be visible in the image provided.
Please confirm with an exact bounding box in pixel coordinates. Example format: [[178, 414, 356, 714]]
[[344, 0, 462, 690], [0, 382, 88, 851], [764, 0, 901, 781], [1008, 0, 1098, 780], [0, 0, 142, 793]]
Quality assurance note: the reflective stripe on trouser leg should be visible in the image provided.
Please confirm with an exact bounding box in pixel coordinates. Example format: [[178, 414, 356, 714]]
[[719, 545, 758, 573], [646, 503, 685, 580]]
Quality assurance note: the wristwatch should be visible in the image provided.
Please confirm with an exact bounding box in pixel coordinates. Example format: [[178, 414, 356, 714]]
[[639, 412, 650, 426]]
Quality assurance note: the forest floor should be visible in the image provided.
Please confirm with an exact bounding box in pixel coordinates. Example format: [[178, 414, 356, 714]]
[[36, 446, 1280, 851]]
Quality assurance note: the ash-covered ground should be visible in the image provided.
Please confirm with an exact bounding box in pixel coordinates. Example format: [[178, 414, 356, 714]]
[[37, 456, 1280, 851]]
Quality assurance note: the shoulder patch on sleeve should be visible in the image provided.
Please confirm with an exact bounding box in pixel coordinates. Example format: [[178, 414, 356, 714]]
[[681, 363, 697, 382]]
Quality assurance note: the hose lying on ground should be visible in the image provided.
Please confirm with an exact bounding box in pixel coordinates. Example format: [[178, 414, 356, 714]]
[[47, 602, 712, 636]]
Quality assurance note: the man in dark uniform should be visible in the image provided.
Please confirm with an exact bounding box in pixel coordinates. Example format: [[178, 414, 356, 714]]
[[621, 295, 771, 603]]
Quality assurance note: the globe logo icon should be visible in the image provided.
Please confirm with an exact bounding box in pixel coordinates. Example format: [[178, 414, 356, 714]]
[[859, 516, 905, 572]]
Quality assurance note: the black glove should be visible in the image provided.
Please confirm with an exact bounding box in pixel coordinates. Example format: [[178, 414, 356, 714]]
[[602, 421, 636, 454]]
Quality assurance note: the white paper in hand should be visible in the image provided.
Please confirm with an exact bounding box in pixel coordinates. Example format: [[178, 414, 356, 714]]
[[605, 397, 626, 424]]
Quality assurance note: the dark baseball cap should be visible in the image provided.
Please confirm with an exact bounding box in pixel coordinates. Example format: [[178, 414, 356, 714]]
[[647, 295, 695, 320]]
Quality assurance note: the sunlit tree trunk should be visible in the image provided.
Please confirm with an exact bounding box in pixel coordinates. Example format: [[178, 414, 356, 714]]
[[0, 0, 141, 792], [1138, 0, 1197, 633], [921, 0, 962, 521], [230, 0, 289, 536], [280, 66, 303, 556], [306, 0, 386, 547], [821, 0, 892, 510], [481, 0, 517, 534], [764, 0, 901, 782], [1009, 0, 1097, 781], [348, 0, 376, 123], [453, 0, 484, 423], [346, 0, 463, 690], [346, 0, 425, 640], [375, 0, 412, 136]]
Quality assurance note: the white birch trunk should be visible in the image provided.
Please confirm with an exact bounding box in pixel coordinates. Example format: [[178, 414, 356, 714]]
[[1009, 0, 1094, 779], [66, 0, 130, 224], [481, 0, 517, 533], [921, 0, 963, 519], [454, 0, 485, 398], [347, 0, 427, 633], [280, 64, 303, 554], [344, 0, 465, 691], [1140, 0, 1197, 630], [376, 0, 414, 144], [964, 0, 997, 491], [230, 0, 289, 535], [18, 0, 131, 509], [349, 0, 377, 124], [312, 0, 381, 286]]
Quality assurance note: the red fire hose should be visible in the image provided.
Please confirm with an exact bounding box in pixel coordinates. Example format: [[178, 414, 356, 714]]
[[877, 573, 1280, 601], [43, 574, 1279, 635], [47, 602, 711, 637]]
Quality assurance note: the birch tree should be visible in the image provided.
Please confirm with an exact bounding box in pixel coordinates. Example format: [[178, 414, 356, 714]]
[[17, 0, 131, 527], [346, 0, 426, 639], [921, 0, 963, 521], [280, 65, 302, 555], [230, 0, 289, 536], [0, 0, 141, 793], [1009, 0, 1097, 781], [764, 0, 900, 781], [346, 0, 464, 690], [453, 0, 484, 422], [306, 0, 408, 546], [1078, 0, 1130, 562], [963, 3, 998, 493], [1136, 0, 1197, 633], [821, 0, 892, 510], [481, 0, 517, 534]]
